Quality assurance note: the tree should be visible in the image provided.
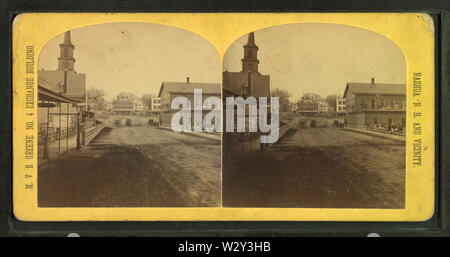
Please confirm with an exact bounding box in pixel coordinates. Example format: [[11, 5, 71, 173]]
[[302, 92, 321, 100], [141, 94, 154, 107], [86, 87, 105, 111], [325, 95, 339, 110], [271, 88, 291, 112], [118, 92, 136, 101]]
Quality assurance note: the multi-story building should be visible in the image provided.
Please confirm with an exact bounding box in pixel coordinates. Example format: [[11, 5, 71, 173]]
[[336, 98, 346, 113], [112, 95, 134, 115], [222, 32, 270, 100], [38, 31, 86, 103], [37, 31, 86, 162], [343, 78, 406, 130], [150, 97, 161, 111], [158, 77, 220, 127], [133, 99, 148, 112], [222, 32, 272, 158], [318, 100, 334, 113], [296, 96, 319, 117]]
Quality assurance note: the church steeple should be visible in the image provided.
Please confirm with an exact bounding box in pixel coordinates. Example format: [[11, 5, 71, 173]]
[[58, 31, 75, 71], [241, 32, 259, 73]]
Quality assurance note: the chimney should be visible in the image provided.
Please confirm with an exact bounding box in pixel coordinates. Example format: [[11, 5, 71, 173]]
[[371, 77, 375, 85], [186, 77, 190, 83]]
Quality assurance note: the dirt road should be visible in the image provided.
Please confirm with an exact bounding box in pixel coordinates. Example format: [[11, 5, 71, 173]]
[[223, 127, 405, 208], [38, 125, 221, 207]]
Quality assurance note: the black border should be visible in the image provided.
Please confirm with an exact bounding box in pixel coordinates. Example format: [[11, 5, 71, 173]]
[[1, 0, 449, 237]]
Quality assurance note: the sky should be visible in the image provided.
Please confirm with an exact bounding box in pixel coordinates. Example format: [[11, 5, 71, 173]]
[[223, 23, 406, 101], [39, 22, 406, 102], [38, 22, 221, 100]]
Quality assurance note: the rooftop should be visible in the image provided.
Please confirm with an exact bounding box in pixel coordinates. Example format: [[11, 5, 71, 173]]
[[158, 81, 220, 97], [343, 82, 405, 98]]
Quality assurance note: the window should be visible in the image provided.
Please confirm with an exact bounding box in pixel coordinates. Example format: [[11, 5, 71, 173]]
[[371, 99, 375, 109]]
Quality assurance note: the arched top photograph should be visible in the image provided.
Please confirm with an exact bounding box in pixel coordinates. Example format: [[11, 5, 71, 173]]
[[36, 22, 222, 208], [222, 23, 407, 209]]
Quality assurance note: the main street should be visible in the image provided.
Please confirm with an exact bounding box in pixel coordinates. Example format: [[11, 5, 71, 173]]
[[223, 126, 405, 209], [38, 123, 221, 207]]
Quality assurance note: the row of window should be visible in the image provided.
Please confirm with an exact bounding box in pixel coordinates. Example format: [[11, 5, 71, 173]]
[[113, 105, 133, 109], [299, 106, 318, 110], [365, 99, 405, 109]]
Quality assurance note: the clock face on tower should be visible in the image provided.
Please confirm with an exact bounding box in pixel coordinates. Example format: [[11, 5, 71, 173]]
[[247, 63, 254, 70]]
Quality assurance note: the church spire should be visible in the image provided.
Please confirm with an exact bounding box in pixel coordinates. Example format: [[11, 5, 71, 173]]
[[246, 32, 256, 45], [63, 31, 72, 45], [58, 31, 75, 71], [241, 32, 259, 73]]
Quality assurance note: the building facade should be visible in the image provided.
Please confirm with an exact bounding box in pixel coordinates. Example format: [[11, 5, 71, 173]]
[[37, 32, 88, 162], [150, 97, 161, 111], [158, 77, 220, 128], [343, 78, 406, 130], [296, 96, 319, 116], [38, 31, 86, 103], [222, 32, 271, 159], [112, 95, 134, 115], [133, 99, 148, 112], [336, 98, 346, 112], [318, 100, 334, 113], [222, 32, 270, 99]]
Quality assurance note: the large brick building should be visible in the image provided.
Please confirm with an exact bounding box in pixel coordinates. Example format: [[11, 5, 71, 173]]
[[343, 78, 406, 130]]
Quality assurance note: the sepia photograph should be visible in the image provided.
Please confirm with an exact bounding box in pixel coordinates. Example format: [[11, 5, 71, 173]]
[[36, 23, 221, 207], [222, 24, 406, 208], [11, 11, 436, 223]]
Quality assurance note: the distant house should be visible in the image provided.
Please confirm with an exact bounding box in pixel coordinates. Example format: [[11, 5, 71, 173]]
[[112, 95, 134, 115], [296, 96, 319, 117], [150, 97, 161, 111], [318, 100, 334, 113], [157, 77, 220, 127], [336, 98, 346, 112], [133, 99, 148, 112], [343, 78, 406, 130]]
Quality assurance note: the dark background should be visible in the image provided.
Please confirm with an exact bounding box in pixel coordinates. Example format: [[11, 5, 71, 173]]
[[0, 0, 449, 237]]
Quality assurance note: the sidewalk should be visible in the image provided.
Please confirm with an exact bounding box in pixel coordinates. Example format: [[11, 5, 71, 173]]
[[158, 125, 221, 141], [343, 127, 406, 142]]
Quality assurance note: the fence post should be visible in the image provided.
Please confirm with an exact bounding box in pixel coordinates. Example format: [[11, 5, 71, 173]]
[[76, 112, 81, 150]]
